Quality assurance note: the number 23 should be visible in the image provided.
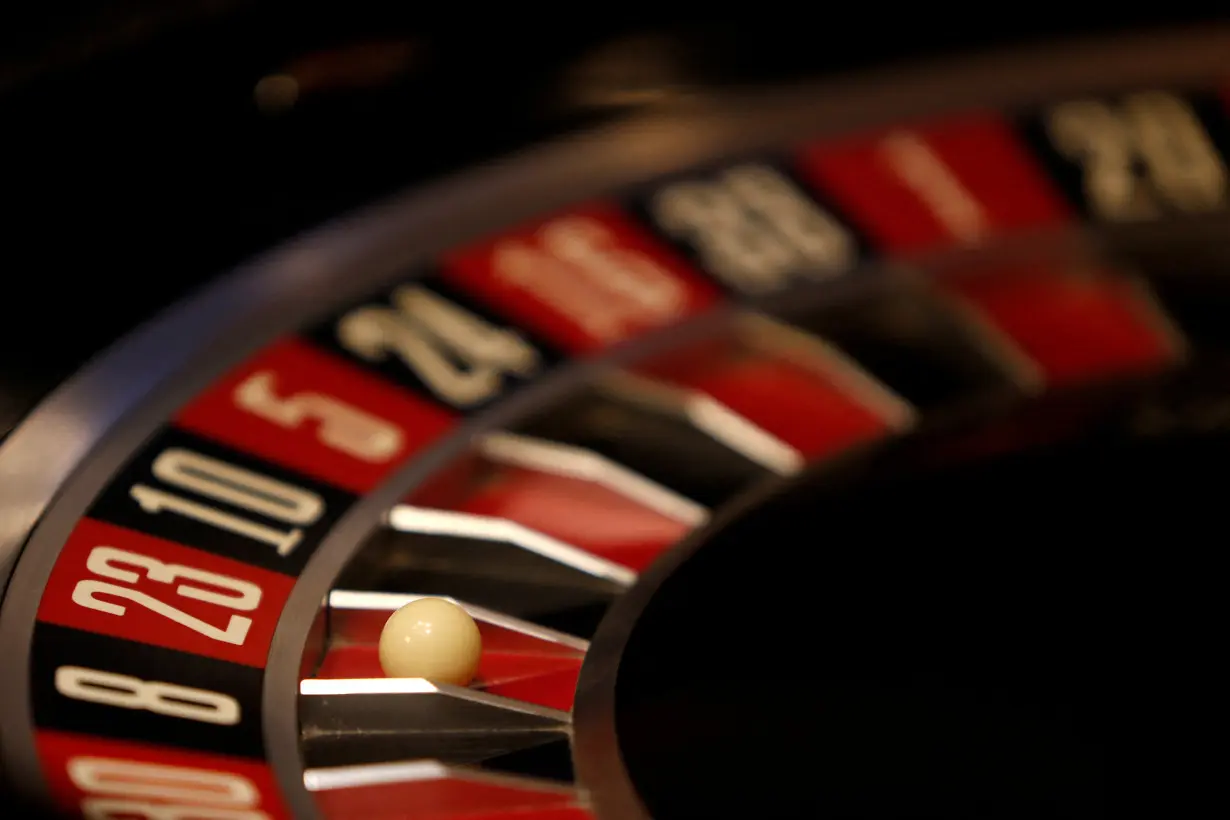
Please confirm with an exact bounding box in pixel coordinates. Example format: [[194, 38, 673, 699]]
[[72, 546, 261, 646]]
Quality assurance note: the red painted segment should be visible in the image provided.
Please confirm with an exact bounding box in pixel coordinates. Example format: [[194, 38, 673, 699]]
[[410, 454, 688, 572], [941, 266, 1181, 385], [310, 769, 575, 819], [796, 113, 1072, 252], [37, 730, 290, 819], [632, 328, 906, 460], [442, 202, 720, 354], [176, 337, 455, 493], [36, 518, 295, 668]]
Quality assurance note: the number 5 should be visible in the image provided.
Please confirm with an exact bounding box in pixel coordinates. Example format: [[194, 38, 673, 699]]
[[234, 371, 405, 462]]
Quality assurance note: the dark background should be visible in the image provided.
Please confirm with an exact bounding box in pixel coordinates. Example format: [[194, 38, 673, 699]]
[[1, 8, 1220, 436]]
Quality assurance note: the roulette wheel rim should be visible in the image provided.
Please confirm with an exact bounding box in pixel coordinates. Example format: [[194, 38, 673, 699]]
[[0, 24, 1227, 818]]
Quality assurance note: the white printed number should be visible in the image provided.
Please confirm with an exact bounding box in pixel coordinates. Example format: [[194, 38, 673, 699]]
[[131, 447, 324, 557], [650, 164, 856, 294], [491, 216, 688, 343], [234, 371, 405, 462], [56, 666, 240, 726], [337, 285, 540, 408], [71, 545, 261, 646], [878, 132, 988, 242], [1047, 91, 1228, 220], [69, 757, 269, 820]]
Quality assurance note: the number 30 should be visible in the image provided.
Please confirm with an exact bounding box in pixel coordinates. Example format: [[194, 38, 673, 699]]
[[69, 756, 269, 820]]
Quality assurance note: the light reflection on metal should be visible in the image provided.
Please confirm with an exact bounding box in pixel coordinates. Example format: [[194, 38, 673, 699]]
[[563, 34, 692, 110], [476, 432, 707, 526], [305, 759, 448, 790], [303, 759, 580, 799], [254, 73, 299, 113], [385, 505, 638, 587], [302, 676, 438, 696], [254, 39, 419, 114], [599, 371, 805, 476]]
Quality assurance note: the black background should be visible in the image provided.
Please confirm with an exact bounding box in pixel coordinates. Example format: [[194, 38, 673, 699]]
[[2, 10, 1222, 437]]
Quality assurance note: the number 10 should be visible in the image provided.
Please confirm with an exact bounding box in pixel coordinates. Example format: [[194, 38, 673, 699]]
[[131, 448, 323, 557]]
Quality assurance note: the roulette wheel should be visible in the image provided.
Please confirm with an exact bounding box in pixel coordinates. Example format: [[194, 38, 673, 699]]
[[2, 9, 1227, 818]]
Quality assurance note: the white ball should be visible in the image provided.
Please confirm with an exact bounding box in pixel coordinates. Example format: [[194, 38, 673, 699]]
[[378, 597, 483, 686]]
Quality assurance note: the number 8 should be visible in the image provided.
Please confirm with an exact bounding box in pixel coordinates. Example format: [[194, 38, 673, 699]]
[[55, 666, 241, 726]]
